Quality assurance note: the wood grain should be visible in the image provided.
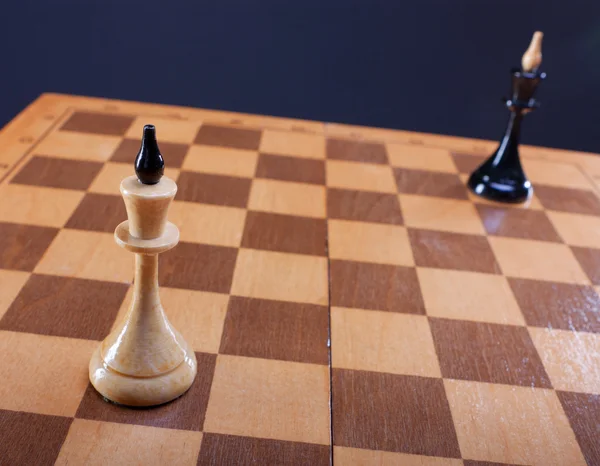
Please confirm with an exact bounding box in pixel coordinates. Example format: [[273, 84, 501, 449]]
[[198, 433, 330, 466], [0, 410, 73, 466]]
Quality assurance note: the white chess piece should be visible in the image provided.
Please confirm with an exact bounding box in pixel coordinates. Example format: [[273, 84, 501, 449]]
[[89, 174, 197, 407]]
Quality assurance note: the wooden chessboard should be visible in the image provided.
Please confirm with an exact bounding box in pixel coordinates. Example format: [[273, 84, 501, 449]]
[[0, 94, 599, 466]]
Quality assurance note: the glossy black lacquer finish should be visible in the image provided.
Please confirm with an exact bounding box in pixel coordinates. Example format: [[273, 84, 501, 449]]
[[134, 125, 164, 185], [468, 69, 546, 203]]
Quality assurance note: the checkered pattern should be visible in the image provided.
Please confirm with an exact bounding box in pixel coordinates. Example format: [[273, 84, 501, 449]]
[[0, 108, 598, 466]]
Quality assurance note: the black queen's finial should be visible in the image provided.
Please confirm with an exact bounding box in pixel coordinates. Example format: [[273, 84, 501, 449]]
[[135, 125, 165, 185]]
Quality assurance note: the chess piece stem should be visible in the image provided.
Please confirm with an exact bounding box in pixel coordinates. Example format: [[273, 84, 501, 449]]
[[100, 251, 188, 377], [497, 112, 523, 168], [132, 254, 160, 315], [469, 111, 529, 202]]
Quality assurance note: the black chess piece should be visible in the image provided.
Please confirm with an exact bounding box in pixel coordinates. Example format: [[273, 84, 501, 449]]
[[467, 69, 546, 203], [135, 125, 164, 185]]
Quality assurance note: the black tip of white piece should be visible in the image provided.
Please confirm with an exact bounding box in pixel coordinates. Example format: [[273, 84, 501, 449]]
[[135, 125, 164, 185]]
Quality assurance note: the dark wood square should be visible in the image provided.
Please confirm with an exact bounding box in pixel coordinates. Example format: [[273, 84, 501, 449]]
[[557, 391, 600, 466], [197, 433, 330, 466], [0, 274, 129, 340], [60, 111, 134, 136], [451, 152, 486, 174], [11, 156, 103, 190], [176, 172, 251, 207], [256, 153, 325, 185], [65, 193, 127, 233], [326, 138, 388, 164], [110, 138, 140, 164], [220, 296, 329, 365], [571, 246, 600, 285], [0, 410, 72, 465], [476, 204, 562, 242], [241, 211, 326, 256], [534, 185, 600, 216], [509, 278, 600, 333], [327, 188, 403, 225], [332, 369, 461, 457], [394, 167, 469, 200], [463, 462, 522, 466], [111, 138, 189, 168], [159, 242, 238, 293], [330, 260, 425, 314], [409, 228, 501, 273], [194, 124, 262, 150], [429, 318, 552, 387], [76, 352, 216, 431], [0, 222, 58, 271]]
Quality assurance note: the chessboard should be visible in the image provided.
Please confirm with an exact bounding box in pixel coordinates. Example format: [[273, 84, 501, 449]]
[[0, 93, 599, 466]]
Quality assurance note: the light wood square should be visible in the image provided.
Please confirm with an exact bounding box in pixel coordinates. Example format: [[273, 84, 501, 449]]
[[248, 179, 326, 218], [170, 201, 246, 247], [56, 419, 202, 466], [112, 286, 228, 354], [523, 158, 594, 191], [386, 143, 458, 173], [418, 268, 525, 325], [445, 379, 586, 466], [400, 194, 486, 235], [547, 210, 600, 248], [0, 331, 97, 416], [89, 162, 179, 195], [35, 230, 133, 283], [231, 248, 328, 305], [183, 145, 258, 178], [125, 116, 202, 144], [259, 129, 326, 159], [0, 270, 30, 320], [204, 355, 330, 444], [328, 219, 414, 266], [326, 160, 397, 193], [488, 237, 589, 284], [34, 131, 122, 162], [529, 327, 600, 394], [331, 307, 441, 377], [0, 184, 84, 227], [334, 447, 463, 466]]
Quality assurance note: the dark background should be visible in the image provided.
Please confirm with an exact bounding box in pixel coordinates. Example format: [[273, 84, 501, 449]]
[[1, 0, 599, 153]]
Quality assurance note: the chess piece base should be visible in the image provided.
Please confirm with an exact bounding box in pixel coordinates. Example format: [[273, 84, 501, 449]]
[[467, 168, 532, 204], [89, 343, 197, 407]]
